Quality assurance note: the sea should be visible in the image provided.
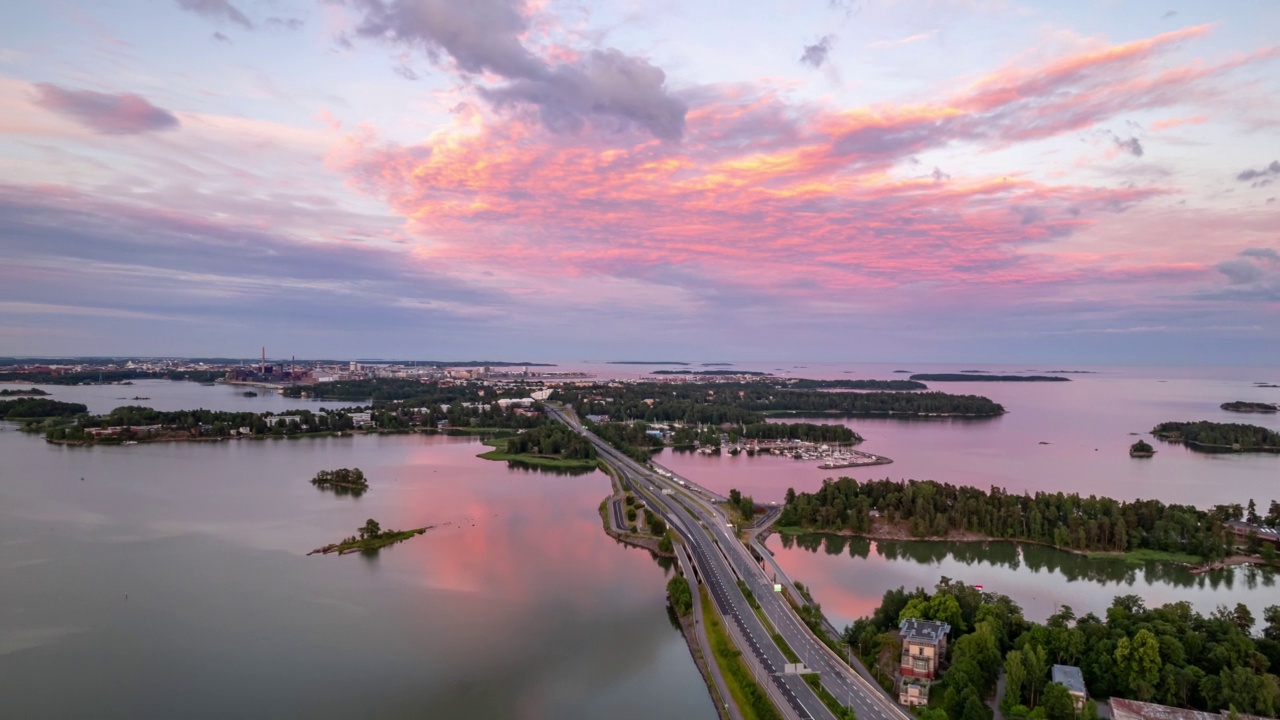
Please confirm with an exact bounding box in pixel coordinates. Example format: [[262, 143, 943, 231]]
[[1, 362, 1276, 717]]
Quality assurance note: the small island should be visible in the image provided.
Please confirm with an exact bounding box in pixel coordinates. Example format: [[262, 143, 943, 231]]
[[0, 387, 49, 396], [651, 369, 770, 376], [1152, 421, 1280, 453], [310, 467, 369, 496], [1129, 439, 1156, 457], [308, 518, 429, 555], [242, 390, 258, 397], [1221, 401, 1278, 414], [908, 373, 1070, 382]]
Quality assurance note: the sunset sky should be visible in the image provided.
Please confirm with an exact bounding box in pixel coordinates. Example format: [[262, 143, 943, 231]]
[[2, 1, 1278, 363]]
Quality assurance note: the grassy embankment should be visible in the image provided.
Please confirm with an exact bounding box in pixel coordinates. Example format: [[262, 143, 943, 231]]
[[475, 437, 599, 470], [700, 587, 784, 720]]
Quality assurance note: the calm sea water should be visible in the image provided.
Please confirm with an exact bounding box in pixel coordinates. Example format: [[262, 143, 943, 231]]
[[641, 363, 1279, 625], [764, 534, 1277, 626], [0, 424, 714, 719], [3, 365, 1277, 713]]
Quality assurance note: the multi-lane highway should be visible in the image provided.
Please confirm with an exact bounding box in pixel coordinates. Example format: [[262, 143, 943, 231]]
[[552, 407, 910, 720]]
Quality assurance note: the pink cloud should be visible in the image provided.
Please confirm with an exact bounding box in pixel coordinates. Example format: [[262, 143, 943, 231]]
[[32, 83, 179, 135], [332, 25, 1276, 310]]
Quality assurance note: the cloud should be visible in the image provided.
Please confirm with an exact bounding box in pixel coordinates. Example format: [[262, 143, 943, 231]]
[[394, 64, 419, 80], [1237, 160, 1280, 182], [175, 0, 252, 29], [866, 31, 936, 49], [212, 31, 231, 44], [1161, 10, 1178, 19], [264, 17, 304, 31], [1215, 248, 1280, 296], [1241, 247, 1279, 262], [800, 36, 834, 68], [344, 0, 686, 140], [1111, 133, 1144, 157], [32, 84, 180, 135]]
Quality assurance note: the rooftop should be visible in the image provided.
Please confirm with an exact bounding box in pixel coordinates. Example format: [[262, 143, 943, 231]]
[[1052, 664, 1086, 695], [899, 618, 950, 645], [1111, 698, 1267, 720]]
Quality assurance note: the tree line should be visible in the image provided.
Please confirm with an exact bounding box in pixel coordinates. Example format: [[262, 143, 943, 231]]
[[1153, 421, 1280, 451], [777, 477, 1245, 561], [0, 398, 87, 419], [847, 580, 1280, 720], [505, 423, 598, 460]]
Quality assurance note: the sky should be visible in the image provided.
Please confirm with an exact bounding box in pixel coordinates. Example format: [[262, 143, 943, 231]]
[[1, 0, 1278, 364]]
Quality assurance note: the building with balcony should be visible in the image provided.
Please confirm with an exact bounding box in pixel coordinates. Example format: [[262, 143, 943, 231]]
[[899, 618, 950, 679]]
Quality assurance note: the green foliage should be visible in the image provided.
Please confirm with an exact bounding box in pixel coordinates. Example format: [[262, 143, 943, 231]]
[[0, 398, 87, 419], [899, 592, 965, 634], [587, 420, 663, 464], [0, 387, 48, 396], [1040, 683, 1076, 720], [740, 422, 859, 443], [1153, 421, 1280, 451], [657, 531, 674, 554], [779, 477, 1235, 561], [504, 424, 597, 460], [701, 589, 784, 720], [729, 488, 757, 521], [310, 467, 368, 494], [1130, 439, 1155, 455], [666, 576, 692, 616], [563, 381, 1004, 422]]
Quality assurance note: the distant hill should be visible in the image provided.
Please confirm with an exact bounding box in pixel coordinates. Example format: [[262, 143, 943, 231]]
[[909, 373, 1070, 382]]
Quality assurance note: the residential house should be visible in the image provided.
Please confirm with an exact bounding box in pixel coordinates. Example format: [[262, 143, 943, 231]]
[[898, 618, 950, 707], [1051, 664, 1087, 710]]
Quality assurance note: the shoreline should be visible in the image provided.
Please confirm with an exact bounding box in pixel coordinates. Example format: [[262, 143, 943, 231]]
[[762, 518, 1280, 574]]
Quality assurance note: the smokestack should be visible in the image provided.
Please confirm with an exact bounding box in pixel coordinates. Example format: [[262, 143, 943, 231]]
[[261, 347, 265, 375]]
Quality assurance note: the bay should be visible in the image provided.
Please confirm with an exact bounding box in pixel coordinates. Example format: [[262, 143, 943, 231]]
[[0, 427, 714, 719]]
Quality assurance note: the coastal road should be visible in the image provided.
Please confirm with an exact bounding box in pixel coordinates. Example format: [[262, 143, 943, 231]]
[[551, 407, 831, 720], [553, 407, 911, 720]]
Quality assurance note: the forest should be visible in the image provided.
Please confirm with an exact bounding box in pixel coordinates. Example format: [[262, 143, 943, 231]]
[[1221, 402, 1278, 414], [504, 423, 598, 460], [775, 477, 1241, 561], [563, 382, 1004, 423], [847, 580, 1280, 719], [0, 398, 87, 419], [1153, 421, 1280, 451]]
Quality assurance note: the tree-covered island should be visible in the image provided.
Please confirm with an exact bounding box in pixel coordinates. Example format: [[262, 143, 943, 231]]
[[310, 468, 369, 495], [774, 477, 1276, 565], [1129, 439, 1155, 457], [1153, 421, 1280, 453], [0, 398, 88, 420], [307, 519, 430, 555], [1221, 401, 1279, 414], [0, 387, 49, 396]]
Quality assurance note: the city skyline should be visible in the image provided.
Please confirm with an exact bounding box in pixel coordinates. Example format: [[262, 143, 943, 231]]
[[2, 1, 1278, 363]]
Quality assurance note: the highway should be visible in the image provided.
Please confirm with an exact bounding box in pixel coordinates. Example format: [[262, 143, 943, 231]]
[[551, 407, 831, 720], [553, 407, 912, 720]]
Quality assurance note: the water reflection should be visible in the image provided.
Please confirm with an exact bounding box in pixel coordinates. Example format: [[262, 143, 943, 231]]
[[768, 532, 1277, 626]]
